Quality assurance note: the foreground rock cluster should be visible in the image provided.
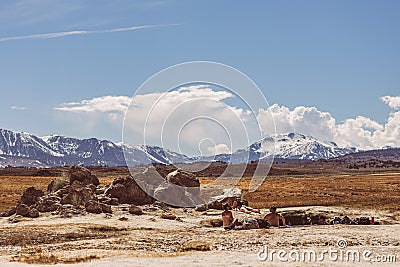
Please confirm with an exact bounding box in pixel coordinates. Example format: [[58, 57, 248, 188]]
[[0, 165, 225, 219]]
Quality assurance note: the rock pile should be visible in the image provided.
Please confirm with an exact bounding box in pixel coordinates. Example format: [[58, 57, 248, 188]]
[[0, 166, 207, 219], [0, 166, 111, 218]]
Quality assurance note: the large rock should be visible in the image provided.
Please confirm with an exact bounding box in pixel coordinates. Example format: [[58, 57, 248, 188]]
[[0, 206, 17, 217], [85, 200, 102, 214], [129, 205, 143, 215], [153, 181, 185, 206], [67, 165, 99, 186], [60, 182, 97, 207], [152, 169, 203, 207], [19, 187, 44, 206], [207, 188, 242, 210], [105, 176, 154, 205], [16, 204, 39, 218], [166, 169, 200, 194]]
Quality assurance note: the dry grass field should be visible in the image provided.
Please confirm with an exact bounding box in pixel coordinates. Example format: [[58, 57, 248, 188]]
[[0, 164, 399, 213]]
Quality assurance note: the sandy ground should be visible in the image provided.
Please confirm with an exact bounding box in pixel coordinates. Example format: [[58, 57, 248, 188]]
[[0, 205, 398, 266]]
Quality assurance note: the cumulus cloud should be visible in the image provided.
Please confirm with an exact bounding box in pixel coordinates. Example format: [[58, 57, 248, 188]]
[[56, 89, 400, 152], [258, 97, 400, 150], [380, 96, 400, 110], [56, 85, 259, 156]]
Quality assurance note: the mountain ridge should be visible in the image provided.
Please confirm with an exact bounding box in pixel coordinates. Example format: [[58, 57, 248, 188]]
[[0, 128, 364, 167]]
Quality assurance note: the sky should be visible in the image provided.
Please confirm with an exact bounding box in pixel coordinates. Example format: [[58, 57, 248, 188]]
[[0, 0, 399, 155]]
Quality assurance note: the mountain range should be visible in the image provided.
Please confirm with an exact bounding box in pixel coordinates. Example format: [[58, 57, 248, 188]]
[[0, 128, 363, 168]]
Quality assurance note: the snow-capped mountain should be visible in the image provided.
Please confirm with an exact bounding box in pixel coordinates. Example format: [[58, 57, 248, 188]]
[[254, 133, 357, 160], [0, 129, 358, 167], [0, 129, 190, 167], [200, 133, 357, 163]]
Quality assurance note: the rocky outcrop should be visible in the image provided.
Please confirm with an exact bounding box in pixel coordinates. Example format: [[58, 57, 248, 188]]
[[153, 169, 203, 207], [0, 166, 112, 218], [67, 165, 99, 186], [105, 175, 154, 205], [18, 187, 44, 206], [16, 204, 39, 218], [60, 182, 98, 207]]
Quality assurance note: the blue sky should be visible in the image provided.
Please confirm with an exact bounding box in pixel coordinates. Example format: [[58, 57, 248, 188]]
[[1, 0, 399, 152]]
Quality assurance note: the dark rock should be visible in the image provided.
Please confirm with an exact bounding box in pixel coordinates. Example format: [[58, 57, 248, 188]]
[[103, 197, 119, 206], [0, 206, 17, 217], [160, 212, 177, 220], [166, 169, 200, 194], [28, 208, 39, 218], [128, 205, 143, 215], [85, 200, 102, 214], [195, 204, 207, 212], [16, 204, 31, 217], [19, 186, 44, 206], [99, 203, 112, 214], [68, 165, 99, 186], [105, 175, 154, 205], [207, 188, 242, 210]]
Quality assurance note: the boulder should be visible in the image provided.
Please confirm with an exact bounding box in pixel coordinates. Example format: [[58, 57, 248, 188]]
[[85, 200, 102, 214], [166, 169, 200, 194], [28, 208, 39, 218], [0, 206, 17, 217], [105, 176, 153, 205], [152, 170, 203, 207], [99, 203, 112, 214], [16, 204, 31, 217], [153, 182, 184, 206], [19, 186, 44, 206], [60, 183, 97, 207], [67, 165, 99, 186], [207, 188, 242, 210], [194, 204, 207, 212], [128, 205, 143, 215]]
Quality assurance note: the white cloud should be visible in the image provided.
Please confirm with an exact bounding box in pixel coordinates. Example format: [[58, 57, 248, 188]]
[[0, 24, 178, 42], [56, 90, 400, 152], [258, 97, 400, 150], [55, 95, 131, 113], [207, 144, 231, 155], [10, 106, 26, 110], [380, 96, 400, 110], [55, 86, 259, 156]]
